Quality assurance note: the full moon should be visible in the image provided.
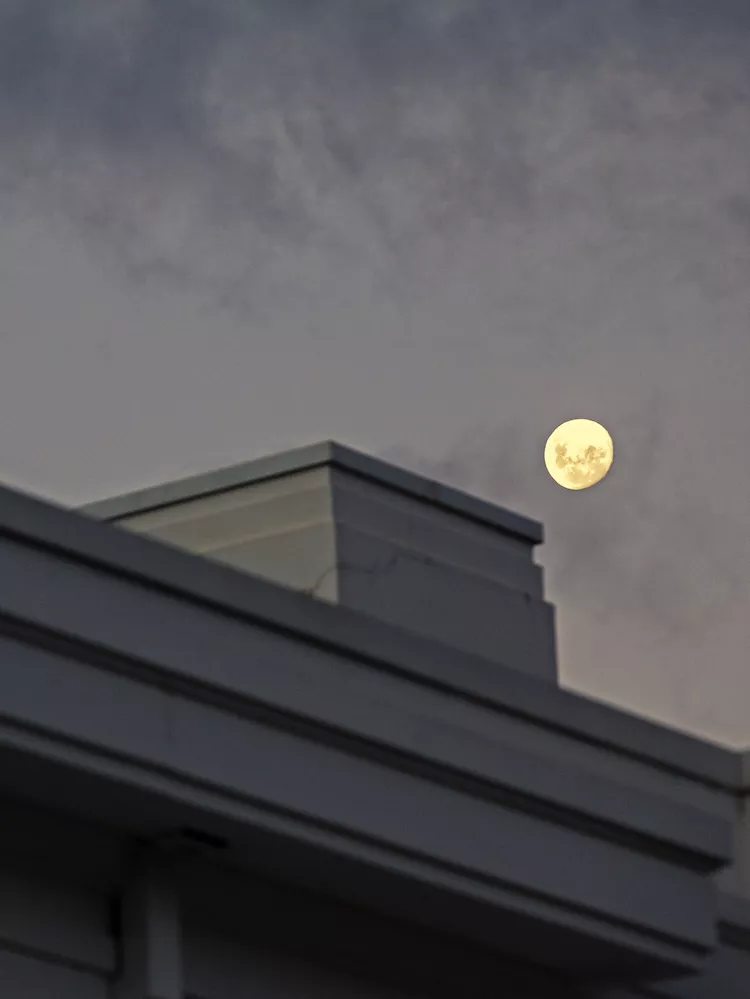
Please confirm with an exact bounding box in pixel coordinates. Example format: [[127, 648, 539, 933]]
[[544, 419, 614, 490]]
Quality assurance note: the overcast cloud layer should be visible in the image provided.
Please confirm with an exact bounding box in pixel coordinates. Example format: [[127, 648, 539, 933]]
[[1, 0, 749, 745]]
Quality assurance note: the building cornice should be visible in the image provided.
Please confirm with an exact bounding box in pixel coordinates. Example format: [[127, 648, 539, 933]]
[[0, 481, 739, 790], [0, 480, 742, 983]]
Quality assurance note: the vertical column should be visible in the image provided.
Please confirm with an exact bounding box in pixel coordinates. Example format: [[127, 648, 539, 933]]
[[112, 845, 183, 999]]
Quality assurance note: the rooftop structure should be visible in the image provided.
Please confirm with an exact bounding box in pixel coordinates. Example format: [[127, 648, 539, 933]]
[[81, 440, 556, 681]]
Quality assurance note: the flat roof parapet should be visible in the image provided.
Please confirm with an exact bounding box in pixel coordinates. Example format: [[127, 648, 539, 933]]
[[80, 440, 544, 544]]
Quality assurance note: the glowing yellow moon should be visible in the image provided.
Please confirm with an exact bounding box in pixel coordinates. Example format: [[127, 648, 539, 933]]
[[544, 419, 614, 490]]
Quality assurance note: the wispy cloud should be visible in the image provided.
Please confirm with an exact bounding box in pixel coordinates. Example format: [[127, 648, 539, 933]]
[[2, 1, 748, 302], [1, 0, 749, 742]]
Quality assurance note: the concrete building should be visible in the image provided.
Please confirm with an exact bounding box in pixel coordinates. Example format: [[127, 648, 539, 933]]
[[0, 439, 748, 998]]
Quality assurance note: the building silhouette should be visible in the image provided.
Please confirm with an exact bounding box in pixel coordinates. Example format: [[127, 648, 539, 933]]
[[0, 440, 747, 998]]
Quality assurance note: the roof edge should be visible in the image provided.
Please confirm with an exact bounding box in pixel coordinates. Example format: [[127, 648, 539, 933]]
[[0, 480, 740, 790], [79, 440, 544, 545]]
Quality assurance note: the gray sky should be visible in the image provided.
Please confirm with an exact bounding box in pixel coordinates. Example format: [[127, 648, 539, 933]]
[[1, 0, 749, 746]]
